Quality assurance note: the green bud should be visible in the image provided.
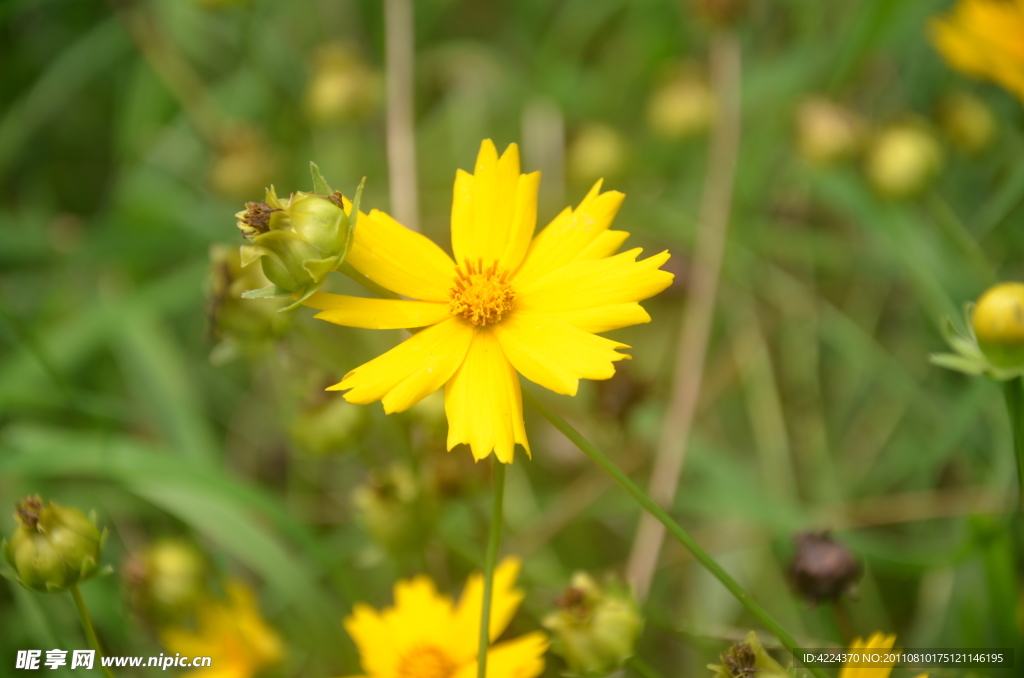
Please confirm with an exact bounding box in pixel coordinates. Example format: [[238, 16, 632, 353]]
[[972, 282, 1024, 368], [124, 539, 209, 623], [234, 174, 364, 311], [2, 495, 106, 593], [287, 192, 348, 255], [709, 631, 789, 678], [937, 91, 995, 154], [542, 572, 643, 676], [864, 122, 943, 198]]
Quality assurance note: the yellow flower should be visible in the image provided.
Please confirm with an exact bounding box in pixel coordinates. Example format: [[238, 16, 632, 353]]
[[839, 633, 926, 678], [161, 581, 284, 678], [929, 0, 1024, 102], [342, 557, 546, 678], [304, 139, 673, 462]]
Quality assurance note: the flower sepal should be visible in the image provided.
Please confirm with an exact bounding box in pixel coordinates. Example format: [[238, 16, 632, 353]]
[[932, 303, 1024, 380]]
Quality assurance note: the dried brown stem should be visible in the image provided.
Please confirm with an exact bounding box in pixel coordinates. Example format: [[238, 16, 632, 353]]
[[626, 30, 743, 600], [384, 0, 420, 231]]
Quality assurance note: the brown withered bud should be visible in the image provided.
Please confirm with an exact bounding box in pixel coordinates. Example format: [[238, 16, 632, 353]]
[[721, 643, 760, 678], [555, 586, 589, 615], [788, 531, 862, 605], [327, 191, 347, 210], [690, 0, 747, 25], [236, 201, 280, 238], [15, 495, 43, 531]]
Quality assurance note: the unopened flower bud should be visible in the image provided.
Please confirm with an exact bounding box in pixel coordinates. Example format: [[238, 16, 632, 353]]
[[351, 464, 424, 554], [2, 496, 106, 593], [542, 572, 643, 676], [864, 123, 943, 198], [788, 532, 862, 605], [972, 283, 1024, 368], [236, 173, 364, 310], [796, 97, 865, 165], [709, 631, 788, 678], [124, 539, 208, 623], [305, 44, 380, 125], [937, 91, 995, 154], [647, 65, 717, 141], [568, 124, 628, 184]]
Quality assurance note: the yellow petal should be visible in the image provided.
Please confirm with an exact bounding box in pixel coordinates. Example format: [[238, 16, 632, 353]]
[[451, 140, 540, 271], [517, 248, 673, 313], [541, 303, 652, 334], [333, 318, 474, 413], [577, 229, 629, 261], [387, 575, 459, 651], [345, 206, 456, 301], [304, 292, 450, 329], [513, 181, 625, 286], [343, 603, 397, 677], [445, 329, 529, 463], [451, 632, 548, 678], [494, 312, 630, 396], [447, 557, 525, 662]]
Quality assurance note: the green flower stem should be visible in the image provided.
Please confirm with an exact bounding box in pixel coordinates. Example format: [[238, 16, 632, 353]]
[[1001, 377, 1024, 512], [523, 389, 828, 678], [478, 459, 506, 678], [70, 584, 115, 678]]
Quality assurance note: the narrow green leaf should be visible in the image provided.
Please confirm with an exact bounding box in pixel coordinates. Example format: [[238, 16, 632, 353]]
[[310, 161, 333, 195], [241, 285, 291, 299]]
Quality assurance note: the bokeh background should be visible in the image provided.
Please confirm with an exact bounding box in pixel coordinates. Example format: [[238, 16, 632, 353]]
[[1, 0, 1022, 676]]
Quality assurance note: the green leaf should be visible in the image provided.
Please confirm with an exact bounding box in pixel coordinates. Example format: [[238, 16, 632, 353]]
[[929, 352, 987, 375], [302, 255, 340, 284], [278, 286, 319, 313], [310, 161, 333, 196], [241, 285, 291, 299]]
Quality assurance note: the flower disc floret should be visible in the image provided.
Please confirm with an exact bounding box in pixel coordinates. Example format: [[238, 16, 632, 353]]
[[396, 646, 458, 678], [449, 259, 515, 326]]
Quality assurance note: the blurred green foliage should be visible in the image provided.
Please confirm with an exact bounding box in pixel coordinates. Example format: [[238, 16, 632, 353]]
[[1, 0, 1022, 676]]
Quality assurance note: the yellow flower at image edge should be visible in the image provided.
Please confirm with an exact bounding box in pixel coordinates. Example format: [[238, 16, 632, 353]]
[[304, 139, 673, 462], [839, 633, 927, 678], [929, 0, 1024, 102], [161, 581, 284, 678], [341, 557, 546, 678]]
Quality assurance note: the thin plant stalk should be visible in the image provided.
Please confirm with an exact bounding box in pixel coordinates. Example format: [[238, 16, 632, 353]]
[[1002, 377, 1024, 512], [626, 28, 743, 600], [384, 0, 420, 231], [524, 388, 830, 678], [478, 459, 506, 677], [70, 584, 116, 678]]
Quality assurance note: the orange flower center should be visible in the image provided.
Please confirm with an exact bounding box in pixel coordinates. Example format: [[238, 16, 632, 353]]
[[396, 645, 458, 678], [448, 258, 515, 326]]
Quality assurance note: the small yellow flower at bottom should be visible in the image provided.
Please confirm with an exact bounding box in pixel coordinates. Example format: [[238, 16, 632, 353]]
[[161, 581, 284, 678], [339, 557, 546, 678], [839, 633, 927, 678]]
